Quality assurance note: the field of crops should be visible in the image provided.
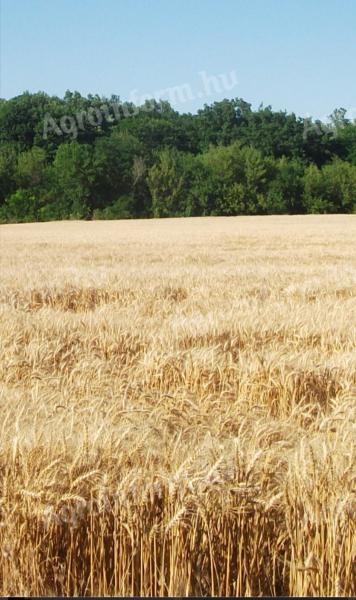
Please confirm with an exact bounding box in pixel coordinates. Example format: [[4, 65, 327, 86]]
[[0, 215, 355, 596]]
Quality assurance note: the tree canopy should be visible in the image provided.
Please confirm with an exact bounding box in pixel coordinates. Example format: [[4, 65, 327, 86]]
[[0, 91, 355, 222]]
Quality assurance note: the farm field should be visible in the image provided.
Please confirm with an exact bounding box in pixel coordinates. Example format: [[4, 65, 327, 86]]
[[0, 214, 355, 596]]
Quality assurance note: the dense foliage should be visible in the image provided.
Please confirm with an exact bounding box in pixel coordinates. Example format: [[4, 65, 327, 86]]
[[0, 91, 355, 222]]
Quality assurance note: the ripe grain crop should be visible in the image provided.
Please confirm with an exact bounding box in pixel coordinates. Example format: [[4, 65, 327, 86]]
[[0, 215, 355, 596]]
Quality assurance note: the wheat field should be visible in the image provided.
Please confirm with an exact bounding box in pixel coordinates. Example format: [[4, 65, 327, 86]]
[[0, 214, 355, 596]]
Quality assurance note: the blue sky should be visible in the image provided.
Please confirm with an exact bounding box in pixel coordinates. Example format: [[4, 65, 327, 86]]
[[1, 0, 355, 119]]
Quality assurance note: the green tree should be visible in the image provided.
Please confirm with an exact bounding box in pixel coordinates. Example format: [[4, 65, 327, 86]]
[[132, 156, 152, 216], [0, 90, 355, 222], [302, 160, 356, 213], [203, 144, 269, 215], [93, 195, 136, 220], [92, 131, 142, 209], [52, 142, 94, 218], [16, 146, 47, 188], [321, 159, 356, 212], [0, 143, 18, 203], [185, 158, 220, 216], [196, 99, 249, 149], [264, 157, 305, 214], [337, 122, 356, 164], [0, 188, 41, 223], [147, 148, 188, 217]]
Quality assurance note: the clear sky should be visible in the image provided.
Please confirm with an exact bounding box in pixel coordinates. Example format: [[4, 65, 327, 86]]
[[1, 0, 355, 120]]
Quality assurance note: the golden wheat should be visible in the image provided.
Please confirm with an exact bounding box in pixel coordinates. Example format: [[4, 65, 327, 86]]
[[0, 215, 355, 596]]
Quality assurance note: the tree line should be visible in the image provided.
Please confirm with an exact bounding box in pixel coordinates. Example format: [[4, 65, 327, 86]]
[[0, 91, 355, 222]]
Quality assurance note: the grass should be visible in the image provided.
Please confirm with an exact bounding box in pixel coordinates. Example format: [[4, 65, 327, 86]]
[[0, 214, 355, 596]]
